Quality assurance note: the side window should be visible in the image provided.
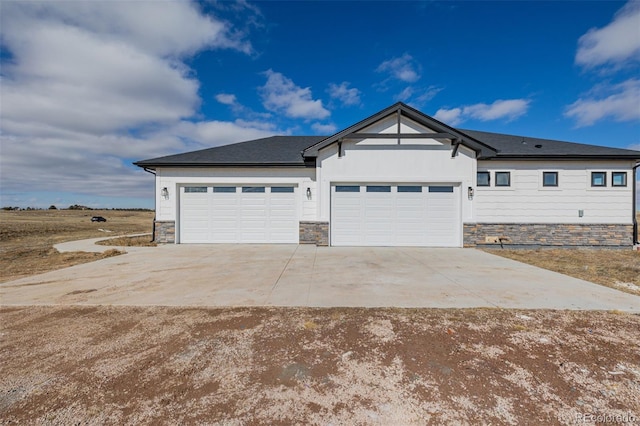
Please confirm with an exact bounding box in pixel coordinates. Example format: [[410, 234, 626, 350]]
[[591, 172, 606, 187], [495, 172, 511, 187], [335, 185, 360, 192], [612, 172, 627, 187], [477, 171, 490, 187], [543, 172, 558, 187]]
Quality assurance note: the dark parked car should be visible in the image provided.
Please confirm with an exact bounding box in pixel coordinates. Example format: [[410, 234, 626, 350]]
[[91, 216, 107, 222]]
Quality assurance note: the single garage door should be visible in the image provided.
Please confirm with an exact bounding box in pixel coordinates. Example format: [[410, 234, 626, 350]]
[[179, 185, 298, 243], [331, 184, 460, 247]]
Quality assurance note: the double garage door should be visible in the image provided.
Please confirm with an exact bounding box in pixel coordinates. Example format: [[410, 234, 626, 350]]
[[179, 185, 298, 243], [331, 184, 460, 247]]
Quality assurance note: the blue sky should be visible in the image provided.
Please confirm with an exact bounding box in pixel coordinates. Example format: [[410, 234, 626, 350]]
[[1, 0, 639, 209]]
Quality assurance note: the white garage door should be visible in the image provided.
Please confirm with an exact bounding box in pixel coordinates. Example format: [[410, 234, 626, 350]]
[[179, 185, 298, 243], [331, 184, 460, 247]]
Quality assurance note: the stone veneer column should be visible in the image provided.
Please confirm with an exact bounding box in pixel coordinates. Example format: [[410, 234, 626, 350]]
[[154, 220, 175, 244], [299, 221, 329, 246]]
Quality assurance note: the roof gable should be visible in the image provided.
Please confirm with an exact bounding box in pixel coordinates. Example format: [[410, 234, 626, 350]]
[[302, 102, 497, 158]]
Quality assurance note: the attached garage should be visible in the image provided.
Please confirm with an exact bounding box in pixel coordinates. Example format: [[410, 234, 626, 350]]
[[330, 184, 461, 247], [179, 185, 298, 243]]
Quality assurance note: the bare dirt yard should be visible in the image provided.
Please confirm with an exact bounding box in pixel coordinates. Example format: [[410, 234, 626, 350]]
[[1, 306, 639, 425], [0, 209, 154, 282]]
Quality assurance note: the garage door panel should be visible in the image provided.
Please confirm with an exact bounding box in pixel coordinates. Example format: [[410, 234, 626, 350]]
[[180, 185, 298, 243], [331, 184, 460, 247]]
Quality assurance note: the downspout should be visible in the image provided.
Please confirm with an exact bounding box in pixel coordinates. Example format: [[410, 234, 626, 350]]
[[142, 167, 157, 242], [634, 162, 640, 245]]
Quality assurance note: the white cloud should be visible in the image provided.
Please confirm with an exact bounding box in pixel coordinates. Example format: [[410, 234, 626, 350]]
[[398, 85, 443, 108], [0, 1, 261, 207], [260, 70, 330, 120], [564, 79, 640, 127], [215, 93, 238, 105], [328, 82, 361, 106], [311, 123, 337, 134], [376, 53, 421, 83], [575, 1, 640, 69], [434, 99, 530, 126], [433, 108, 463, 126], [464, 99, 530, 121]]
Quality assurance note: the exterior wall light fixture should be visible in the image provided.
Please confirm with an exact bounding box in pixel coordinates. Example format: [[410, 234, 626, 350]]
[[161, 187, 169, 200], [467, 186, 474, 200], [306, 187, 312, 199]]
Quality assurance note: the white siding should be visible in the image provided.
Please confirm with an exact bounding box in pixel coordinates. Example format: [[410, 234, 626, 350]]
[[475, 160, 635, 224]]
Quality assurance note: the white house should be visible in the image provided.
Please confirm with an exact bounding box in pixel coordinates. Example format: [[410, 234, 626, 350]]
[[135, 103, 640, 248]]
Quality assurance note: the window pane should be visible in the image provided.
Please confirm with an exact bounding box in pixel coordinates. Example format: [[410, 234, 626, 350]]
[[495, 172, 511, 187], [397, 185, 422, 192], [184, 187, 207, 193], [477, 172, 490, 186], [213, 187, 236, 193], [591, 172, 606, 187], [612, 172, 627, 187], [543, 172, 558, 187], [335, 185, 360, 192], [271, 186, 295, 193], [242, 186, 265, 193], [429, 186, 454, 193], [366, 185, 391, 192]]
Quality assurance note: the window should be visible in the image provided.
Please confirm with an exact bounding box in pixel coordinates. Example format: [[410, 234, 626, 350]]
[[213, 187, 236, 193], [397, 185, 422, 192], [612, 172, 627, 187], [242, 186, 265, 193], [429, 186, 454, 193], [366, 185, 391, 192], [335, 185, 360, 192], [271, 186, 295, 193], [477, 171, 490, 187], [495, 172, 511, 187], [543, 172, 558, 187], [591, 172, 606, 187], [184, 187, 207, 193]]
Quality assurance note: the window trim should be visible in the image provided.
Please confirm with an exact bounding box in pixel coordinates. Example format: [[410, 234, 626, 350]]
[[542, 171, 559, 187], [495, 171, 511, 187], [612, 172, 627, 187], [590, 171, 607, 187], [477, 171, 490, 187]]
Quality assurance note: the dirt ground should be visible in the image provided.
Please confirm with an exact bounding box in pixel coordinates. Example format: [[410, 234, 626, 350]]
[[1, 306, 638, 425], [0, 210, 154, 282]]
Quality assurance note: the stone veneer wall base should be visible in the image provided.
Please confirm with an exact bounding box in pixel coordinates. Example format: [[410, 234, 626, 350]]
[[154, 220, 175, 244], [464, 223, 633, 249]]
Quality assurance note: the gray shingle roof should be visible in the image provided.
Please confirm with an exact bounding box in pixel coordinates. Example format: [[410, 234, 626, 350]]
[[135, 112, 640, 168], [134, 136, 325, 167], [461, 129, 640, 160]]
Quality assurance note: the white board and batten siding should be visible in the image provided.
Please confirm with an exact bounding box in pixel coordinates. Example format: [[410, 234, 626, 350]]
[[179, 185, 298, 243], [475, 161, 635, 224]]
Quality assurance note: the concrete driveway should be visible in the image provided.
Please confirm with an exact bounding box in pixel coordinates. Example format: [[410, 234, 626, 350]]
[[2, 244, 640, 311]]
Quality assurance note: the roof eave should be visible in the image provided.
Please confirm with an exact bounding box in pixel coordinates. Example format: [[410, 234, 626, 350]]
[[479, 154, 640, 161], [134, 162, 312, 168]]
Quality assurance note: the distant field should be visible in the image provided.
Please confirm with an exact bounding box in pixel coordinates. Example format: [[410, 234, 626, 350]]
[[0, 210, 154, 282]]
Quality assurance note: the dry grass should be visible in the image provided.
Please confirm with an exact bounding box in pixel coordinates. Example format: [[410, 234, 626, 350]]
[[95, 235, 157, 247], [0, 210, 154, 282]]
